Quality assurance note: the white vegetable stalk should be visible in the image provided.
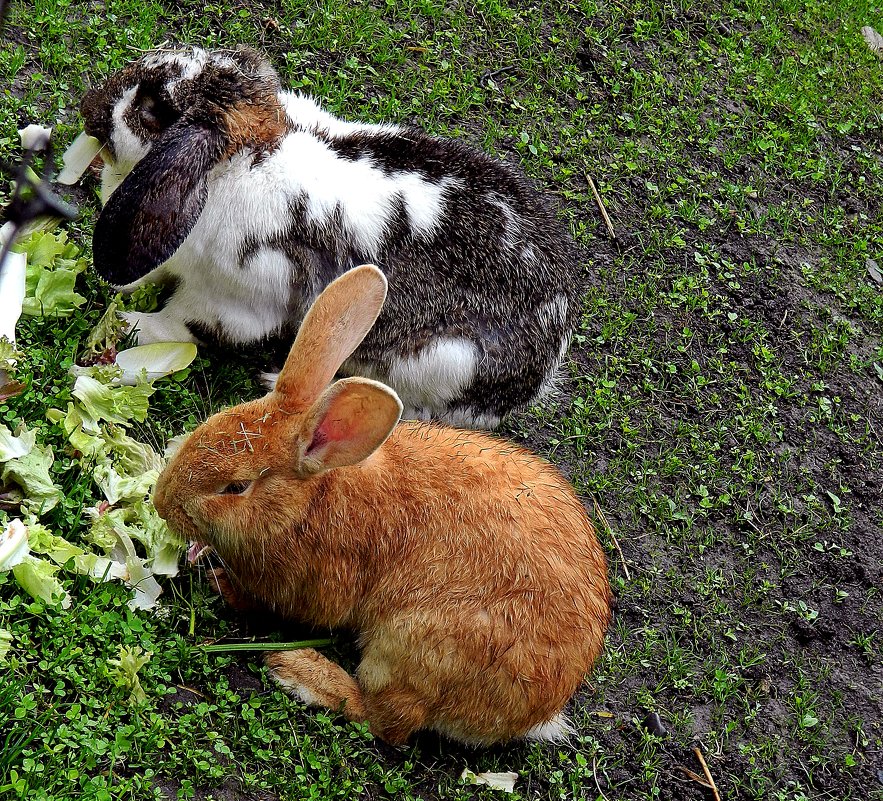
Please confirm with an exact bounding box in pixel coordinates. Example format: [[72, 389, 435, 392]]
[[56, 131, 104, 185], [0, 519, 30, 571], [0, 223, 27, 344]]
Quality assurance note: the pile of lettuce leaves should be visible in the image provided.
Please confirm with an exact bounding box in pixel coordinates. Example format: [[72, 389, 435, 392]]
[[1, 222, 197, 660]]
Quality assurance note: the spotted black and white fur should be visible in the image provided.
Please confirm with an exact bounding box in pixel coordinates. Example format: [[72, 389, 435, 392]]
[[81, 46, 582, 428]]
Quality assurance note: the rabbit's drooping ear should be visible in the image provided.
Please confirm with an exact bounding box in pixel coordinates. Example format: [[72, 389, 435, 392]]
[[276, 265, 388, 407], [296, 377, 403, 475], [92, 120, 227, 285]]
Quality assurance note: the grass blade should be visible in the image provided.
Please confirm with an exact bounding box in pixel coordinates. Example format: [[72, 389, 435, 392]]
[[200, 639, 333, 653]]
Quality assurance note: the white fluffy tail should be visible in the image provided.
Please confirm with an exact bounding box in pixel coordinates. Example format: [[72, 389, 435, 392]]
[[524, 711, 574, 742], [260, 370, 280, 391]]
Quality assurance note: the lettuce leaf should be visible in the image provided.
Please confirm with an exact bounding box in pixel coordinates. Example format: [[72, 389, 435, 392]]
[[115, 342, 197, 385], [93, 463, 159, 506], [72, 374, 154, 432], [86, 503, 183, 579], [83, 301, 129, 358], [108, 645, 152, 704], [0, 628, 12, 662], [0, 518, 30, 570], [107, 526, 165, 610], [12, 556, 71, 608], [0, 423, 36, 462], [0, 441, 63, 515], [14, 229, 87, 318], [26, 522, 85, 566]]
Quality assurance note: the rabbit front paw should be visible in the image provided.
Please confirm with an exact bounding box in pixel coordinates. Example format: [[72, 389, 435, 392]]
[[121, 311, 198, 345], [206, 567, 260, 612]]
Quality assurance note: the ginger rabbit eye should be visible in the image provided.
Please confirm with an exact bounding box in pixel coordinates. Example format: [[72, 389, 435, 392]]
[[216, 480, 252, 496]]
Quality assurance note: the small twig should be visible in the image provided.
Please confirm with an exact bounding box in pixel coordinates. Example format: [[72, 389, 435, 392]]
[[587, 174, 617, 240], [592, 756, 610, 801], [593, 499, 631, 580], [175, 684, 207, 699], [479, 66, 516, 87], [675, 765, 713, 788], [693, 745, 722, 801]]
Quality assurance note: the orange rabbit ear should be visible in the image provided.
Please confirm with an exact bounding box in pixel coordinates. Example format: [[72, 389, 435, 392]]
[[295, 377, 403, 475], [275, 265, 388, 407]]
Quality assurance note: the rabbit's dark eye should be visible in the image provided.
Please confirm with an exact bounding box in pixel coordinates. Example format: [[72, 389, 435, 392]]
[[217, 481, 252, 496]]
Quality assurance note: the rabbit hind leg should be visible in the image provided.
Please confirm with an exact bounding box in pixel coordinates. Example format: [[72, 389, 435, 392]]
[[362, 685, 428, 745], [265, 648, 367, 721], [357, 649, 429, 745]]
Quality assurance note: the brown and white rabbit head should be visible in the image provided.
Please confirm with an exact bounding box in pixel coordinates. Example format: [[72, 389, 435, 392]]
[[80, 46, 287, 284]]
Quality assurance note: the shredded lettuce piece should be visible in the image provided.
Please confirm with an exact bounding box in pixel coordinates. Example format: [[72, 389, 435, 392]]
[[26, 522, 85, 566], [1, 519, 71, 607], [0, 423, 36, 462], [12, 556, 71, 608], [0, 628, 12, 662], [107, 645, 152, 704], [460, 770, 519, 793], [86, 503, 183, 579], [0, 518, 29, 570], [13, 229, 87, 318], [0, 338, 23, 376], [115, 342, 197, 385], [107, 526, 165, 610], [93, 462, 160, 505], [0, 438, 64, 515], [103, 427, 164, 475], [72, 374, 154, 432], [0, 339, 26, 401], [83, 301, 129, 358]]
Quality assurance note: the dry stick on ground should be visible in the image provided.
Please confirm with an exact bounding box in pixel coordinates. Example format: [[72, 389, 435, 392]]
[[593, 499, 631, 580], [587, 174, 617, 240], [675, 765, 713, 789], [693, 745, 722, 801]]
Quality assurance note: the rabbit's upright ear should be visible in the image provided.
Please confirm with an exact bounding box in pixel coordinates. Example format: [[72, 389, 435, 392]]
[[92, 119, 227, 285], [276, 265, 388, 408], [295, 377, 403, 475]]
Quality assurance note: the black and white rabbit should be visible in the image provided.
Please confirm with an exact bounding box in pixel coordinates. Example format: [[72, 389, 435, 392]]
[[80, 46, 581, 428]]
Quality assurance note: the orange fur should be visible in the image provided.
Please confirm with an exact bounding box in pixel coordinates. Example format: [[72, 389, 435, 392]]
[[220, 77, 290, 159], [153, 266, 613, 745]]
